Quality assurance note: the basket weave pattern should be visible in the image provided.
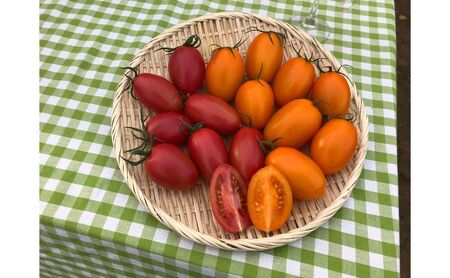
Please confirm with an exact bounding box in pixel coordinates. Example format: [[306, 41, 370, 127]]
[[111, 12, 368, 251]]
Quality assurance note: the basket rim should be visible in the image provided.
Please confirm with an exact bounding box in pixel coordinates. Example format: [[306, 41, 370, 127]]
[[111, 11, 369, 251]]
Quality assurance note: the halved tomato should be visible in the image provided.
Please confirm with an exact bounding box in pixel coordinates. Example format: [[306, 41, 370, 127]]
[[209, 164, 252, 233], [247, 166, 293, 232]]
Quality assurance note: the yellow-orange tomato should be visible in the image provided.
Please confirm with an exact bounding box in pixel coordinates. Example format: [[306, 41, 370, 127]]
[[311, 119, 357, 174], [266, 147, 326, 200], [247, 165, 293, 232], [311, 72, 351, 117], [234, 80, 274, 129], [246, 32, 283, 82], [206, 48, 245, 101], [272, 57, 315, 106], [264, 99, 322, 148]]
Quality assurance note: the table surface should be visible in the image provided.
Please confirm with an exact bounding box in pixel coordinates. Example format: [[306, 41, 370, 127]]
[[40, 0, 399, 277]]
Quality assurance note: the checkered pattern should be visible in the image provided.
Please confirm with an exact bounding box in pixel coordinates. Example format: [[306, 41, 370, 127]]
[[40, 0, 399, 277]]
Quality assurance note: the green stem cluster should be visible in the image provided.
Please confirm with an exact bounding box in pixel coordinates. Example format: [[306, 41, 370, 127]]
[[121, 109, 153, 166], [120, 66, 140, 100]]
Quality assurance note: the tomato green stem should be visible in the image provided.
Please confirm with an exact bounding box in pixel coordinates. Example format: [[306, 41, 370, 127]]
[[209, 37, 248, 59], [312, 99, 329, 106], [316, 61, 334, 74], [315, 61, 355, 85], [179, 119, 204, 135], [183, 34, 201, 47], [255, 63, 265, 85], [292, 43, 303, 58], [238, 111, 253, 128], [328, 113, 356, 123], [233, 37, 248, 49], [120, 66, 140, 100], [121, 108, 155, 166], [258, 137, 282, 155], [246, 26, 286, 46], [156, 34, 202, 53]]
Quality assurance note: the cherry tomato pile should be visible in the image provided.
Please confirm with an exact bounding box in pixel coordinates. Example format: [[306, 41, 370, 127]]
[[122, 31, 358, 233]]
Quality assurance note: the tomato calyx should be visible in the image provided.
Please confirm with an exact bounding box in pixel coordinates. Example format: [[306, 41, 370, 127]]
[[246, 26, 287, 46], [312, 99, 329, 106], [238, 111, 253, 128], [210, 37, 247, 58], [291, 43, 325, 63], [323, 111, 358, 123], [315, 60, 354, 85], [156, 34, 202, 53], [258, 137, 281, 155], [120, 66, 140, 100], [179, 118, 204, 135]]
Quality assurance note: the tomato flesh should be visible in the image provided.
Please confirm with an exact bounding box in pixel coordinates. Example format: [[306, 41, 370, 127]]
[[247, 166, 293, 232], [209, 164, 252, 233]]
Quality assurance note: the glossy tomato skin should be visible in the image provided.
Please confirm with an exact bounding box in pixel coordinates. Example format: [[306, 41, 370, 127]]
[[145, 144, 199, 190], [272, 57, 315, 106], [264, 99, 322, 148], [145, 112, 192, 146], [311, 119, 357, 174], [229, 127, 265, 184], [184, 94, 241, 135], [311, 72, 351, 117], [206, 48, 244, 101], [246, 32, 283, 82], [209, 164, 252, 233], [187, 128, 229, 182], [133, 73, 183, 113], [234, 80, 274, 129], [266, 147, 326, 200], [169, 46, 205, 95], [247, 165, 293, 232]]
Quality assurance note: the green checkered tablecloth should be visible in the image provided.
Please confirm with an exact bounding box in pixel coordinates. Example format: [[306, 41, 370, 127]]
[[40, 0, 399, 277]]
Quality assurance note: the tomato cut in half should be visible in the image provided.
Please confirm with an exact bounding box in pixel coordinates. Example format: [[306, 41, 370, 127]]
[[209, 164, 252, 233], [247, 166, 293, 232]]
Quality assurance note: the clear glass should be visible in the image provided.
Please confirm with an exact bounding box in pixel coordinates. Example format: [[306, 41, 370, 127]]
[[288, 0, 330, 43], [332, 0, 355, 9]]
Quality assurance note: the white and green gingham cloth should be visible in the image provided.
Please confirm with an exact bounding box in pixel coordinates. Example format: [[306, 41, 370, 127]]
[[40, 0, 399, 277]]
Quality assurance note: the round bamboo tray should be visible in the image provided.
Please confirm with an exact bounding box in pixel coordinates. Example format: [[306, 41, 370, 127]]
[[111, 12, 368, 251]]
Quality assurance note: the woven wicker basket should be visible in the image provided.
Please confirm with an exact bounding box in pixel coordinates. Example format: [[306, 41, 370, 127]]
[[111, 12, 368, 251]]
